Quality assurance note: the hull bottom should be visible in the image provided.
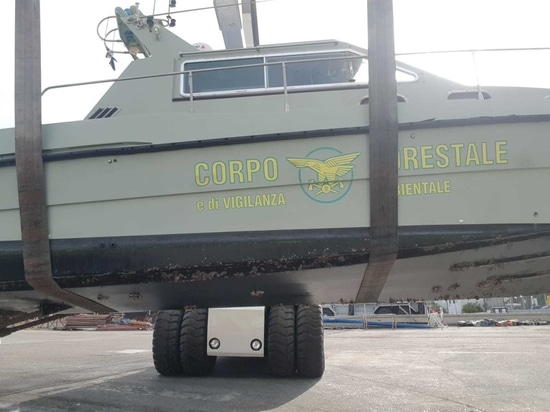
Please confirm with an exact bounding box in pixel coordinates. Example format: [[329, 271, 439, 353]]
[[1, 224, 550, 315]]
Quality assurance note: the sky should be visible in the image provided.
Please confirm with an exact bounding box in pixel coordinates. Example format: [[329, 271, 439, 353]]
[[2, 0, 550, 128]]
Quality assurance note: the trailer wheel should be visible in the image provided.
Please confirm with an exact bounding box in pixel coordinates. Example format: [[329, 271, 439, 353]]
[[267, 305, 296, 377], [180, 309, 216, 376], [152, 310, 184, 376], [296, 304, 325, 378]]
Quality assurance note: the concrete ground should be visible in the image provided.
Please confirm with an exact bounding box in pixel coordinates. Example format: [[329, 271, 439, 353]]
[[0, 326, 549, 411]]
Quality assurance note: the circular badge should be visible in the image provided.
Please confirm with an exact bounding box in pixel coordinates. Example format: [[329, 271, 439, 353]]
[[287, 147, 361, 204]]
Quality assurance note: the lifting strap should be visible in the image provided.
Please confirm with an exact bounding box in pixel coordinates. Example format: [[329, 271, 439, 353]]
[[355, 0, 399, 303], [15, 0, 112, 314]]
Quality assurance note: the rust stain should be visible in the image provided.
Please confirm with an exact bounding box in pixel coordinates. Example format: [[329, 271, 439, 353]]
[[38, 252, 369, 291], [477, 269, 550, 289], [450, 250, 550, 272], [447, 283, 460, 291]]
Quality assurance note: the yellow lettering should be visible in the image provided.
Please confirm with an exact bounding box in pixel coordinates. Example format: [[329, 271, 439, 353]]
[[465, 143, 481, 166], [235, 196, 243, 208], [212, 161, 226, 185], [246, 159, 261, 181], [398, 180, 452, 196], [481, 142, 494, 165], [195, 163, 209, 186], [450, 143, 464, 167], [403, 147, 419, 170], [219, 193, 286, 209], [194, 158, 281, 187], [495, 141, 508, 164], [420, 146, 434, 169], [228, 161, 244, 184], [264, 157, 278, 181], [435, 145, 450, 168], [399, 141, 508, 170]]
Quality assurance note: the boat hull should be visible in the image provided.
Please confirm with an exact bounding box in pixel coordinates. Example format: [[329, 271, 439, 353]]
[[1, 224, 550, 313], [1, 116, 550, 314]]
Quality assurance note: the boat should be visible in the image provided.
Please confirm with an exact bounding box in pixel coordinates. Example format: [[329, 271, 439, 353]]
[[1, 2, 549, 377]]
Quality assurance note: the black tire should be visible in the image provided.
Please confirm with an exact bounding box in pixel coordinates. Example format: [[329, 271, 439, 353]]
[[180, 309, 216, 376], [152, 310, 184, 376], [296, 304, 325, 378], [267, 305, 296, 377]]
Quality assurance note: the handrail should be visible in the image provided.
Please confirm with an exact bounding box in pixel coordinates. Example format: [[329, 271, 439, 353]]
[[282, 62, 289, 112], [45, 45, 546, 100], [396, 46, 550, 57], [42, 52, 370, 96], [41, 53, 371, 116], [41, 69, 191, 96]]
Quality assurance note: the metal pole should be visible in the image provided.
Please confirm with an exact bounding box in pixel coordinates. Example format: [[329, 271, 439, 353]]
[[356, 0, 399, 303]]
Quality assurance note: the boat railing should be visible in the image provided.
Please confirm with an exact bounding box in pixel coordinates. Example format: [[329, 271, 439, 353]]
[[41, 53, 372, 115], [183, 54, 372, 112], [35, 46, 550, 124]]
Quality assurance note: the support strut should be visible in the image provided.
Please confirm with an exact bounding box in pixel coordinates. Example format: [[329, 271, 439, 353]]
[[355, 0, 399, 303], [14, 0, 112, 314]]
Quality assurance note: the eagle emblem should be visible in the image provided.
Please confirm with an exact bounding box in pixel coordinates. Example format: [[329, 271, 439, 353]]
[[287, 151, 361, 199]]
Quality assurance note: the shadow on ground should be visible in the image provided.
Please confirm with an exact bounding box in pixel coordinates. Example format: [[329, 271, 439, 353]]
[[5, 357, 319, 412]]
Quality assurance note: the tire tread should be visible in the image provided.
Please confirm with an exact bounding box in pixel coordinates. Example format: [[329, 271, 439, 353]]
[[180, 309, 216, 376], [296, 304, 325, 378], [267, 305, 296, 377], [152, 310, 184, 376]]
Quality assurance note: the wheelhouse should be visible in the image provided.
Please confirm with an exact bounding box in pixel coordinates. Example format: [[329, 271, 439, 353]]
[[179, 50, 364, 97]]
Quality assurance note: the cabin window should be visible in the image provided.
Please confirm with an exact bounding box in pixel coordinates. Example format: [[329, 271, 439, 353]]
[[447, 90, 492, 100], [266, 52, 359, 87], [180, 51, 364, 97], [183, 57, 264, 94]]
